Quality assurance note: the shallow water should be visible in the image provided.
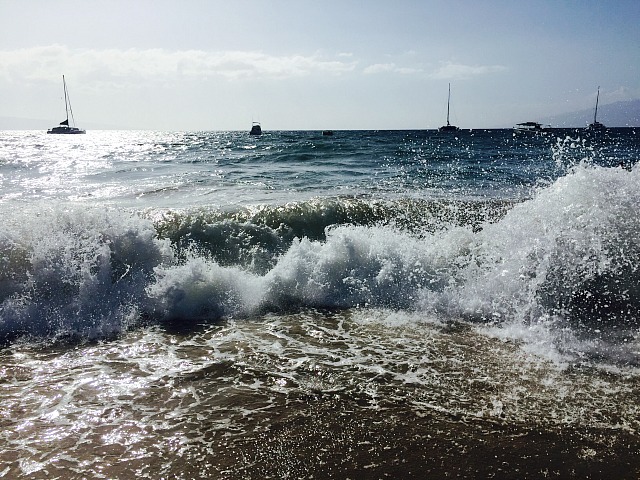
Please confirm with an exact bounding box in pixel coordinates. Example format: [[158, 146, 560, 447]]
[[2, 309, 639, 478]]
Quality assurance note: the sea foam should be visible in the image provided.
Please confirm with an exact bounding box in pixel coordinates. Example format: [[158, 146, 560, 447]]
[[1, 162, 639, 367]]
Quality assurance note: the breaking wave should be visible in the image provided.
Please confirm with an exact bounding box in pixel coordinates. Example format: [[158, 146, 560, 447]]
[[1, 163, 639, 366]]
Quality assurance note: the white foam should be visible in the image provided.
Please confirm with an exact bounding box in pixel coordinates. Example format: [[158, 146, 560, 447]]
[[0, 204, 173, 341], [148, 255, 264, 321], [1, 163, 639, 367]]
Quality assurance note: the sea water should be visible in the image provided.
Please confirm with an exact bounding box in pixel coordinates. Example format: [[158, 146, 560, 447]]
[[0, 128, 639, 478]]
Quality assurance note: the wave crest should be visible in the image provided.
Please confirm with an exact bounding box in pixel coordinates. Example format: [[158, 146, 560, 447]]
[[1, 163, 639, 367]]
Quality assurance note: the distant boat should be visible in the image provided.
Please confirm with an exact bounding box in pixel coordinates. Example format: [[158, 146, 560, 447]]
[[322, 130, 334, 136], [439, 83, 459, 132], [514, 121, 549, 133], [587, 86, 606, 131], [249, 122, 262, 135], [47, 75, 85, 134]]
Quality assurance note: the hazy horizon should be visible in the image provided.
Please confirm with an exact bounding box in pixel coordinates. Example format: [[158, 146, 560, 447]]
[[1, 0, 639, 130]]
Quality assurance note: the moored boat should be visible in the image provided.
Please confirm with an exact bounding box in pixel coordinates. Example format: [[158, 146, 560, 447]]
[[47, 75, 85, 134], [514, 121, 549, 133], [439, 83, 459, 132], [249, 122, 262, 135], [587, 87, 606, 131]]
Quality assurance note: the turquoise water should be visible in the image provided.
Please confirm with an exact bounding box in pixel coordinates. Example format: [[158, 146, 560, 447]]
[[1, 128, 639, 477]]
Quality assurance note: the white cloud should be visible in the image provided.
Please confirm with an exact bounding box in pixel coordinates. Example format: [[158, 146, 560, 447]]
[[0, 45, 357, 83], [363, 63, 422, 75], [363, 63, 396, 74], [0, 46, 503, 87], [430, 61, 507, 80]]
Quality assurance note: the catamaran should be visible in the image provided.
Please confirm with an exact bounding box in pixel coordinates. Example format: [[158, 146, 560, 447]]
[[439, 83, 459, 132], [587, 86, 606, 131], [47, 75, 85, 134]]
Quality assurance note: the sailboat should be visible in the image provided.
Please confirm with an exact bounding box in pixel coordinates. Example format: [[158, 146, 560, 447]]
[[439, 83, 459, 132], [47, 75, 85, 134], [587, 86, 606, 131]]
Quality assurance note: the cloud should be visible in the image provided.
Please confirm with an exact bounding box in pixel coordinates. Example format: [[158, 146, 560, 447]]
[[430, 61, 507, 80], [0, 45, 357, 83], [363, 63, 422, 75], [363, 63, 396, 74]]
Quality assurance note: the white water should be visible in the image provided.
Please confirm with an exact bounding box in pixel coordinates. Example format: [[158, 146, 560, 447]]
[[1, 163, 638, 370]]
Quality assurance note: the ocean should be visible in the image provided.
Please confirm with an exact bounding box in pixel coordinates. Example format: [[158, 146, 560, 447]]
[[1, 128, 639, 478]]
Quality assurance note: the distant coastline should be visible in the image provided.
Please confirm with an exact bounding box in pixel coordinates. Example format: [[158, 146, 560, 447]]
[[535, 99, 640, 128]]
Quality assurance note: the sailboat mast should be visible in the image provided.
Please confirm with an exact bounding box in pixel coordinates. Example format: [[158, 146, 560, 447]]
[[446, 83, 451, 126], [593, 86, 600, 124], [63, 75, 70, 124]]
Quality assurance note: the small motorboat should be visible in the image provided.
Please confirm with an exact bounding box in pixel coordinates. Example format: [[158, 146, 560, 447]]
[[514, 122, 548, 133], [249, 122, 262, 135]]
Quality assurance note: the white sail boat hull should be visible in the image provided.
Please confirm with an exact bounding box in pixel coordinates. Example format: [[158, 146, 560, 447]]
[[47, 126, 86, 134]]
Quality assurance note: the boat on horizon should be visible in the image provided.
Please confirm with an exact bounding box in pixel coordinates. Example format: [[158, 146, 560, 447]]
[[587, 86, 606, 131], [47, 75, 85, 134], [514, 121, 549, 133], [249, 122, 262, 135], [439, 83, 459, 132]]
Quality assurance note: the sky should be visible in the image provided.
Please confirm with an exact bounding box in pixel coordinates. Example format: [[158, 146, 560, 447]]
[[1, 0, 639, 130]]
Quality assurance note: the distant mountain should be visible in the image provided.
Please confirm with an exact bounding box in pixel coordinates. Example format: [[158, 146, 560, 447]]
[[538, 99, 640, 128]]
